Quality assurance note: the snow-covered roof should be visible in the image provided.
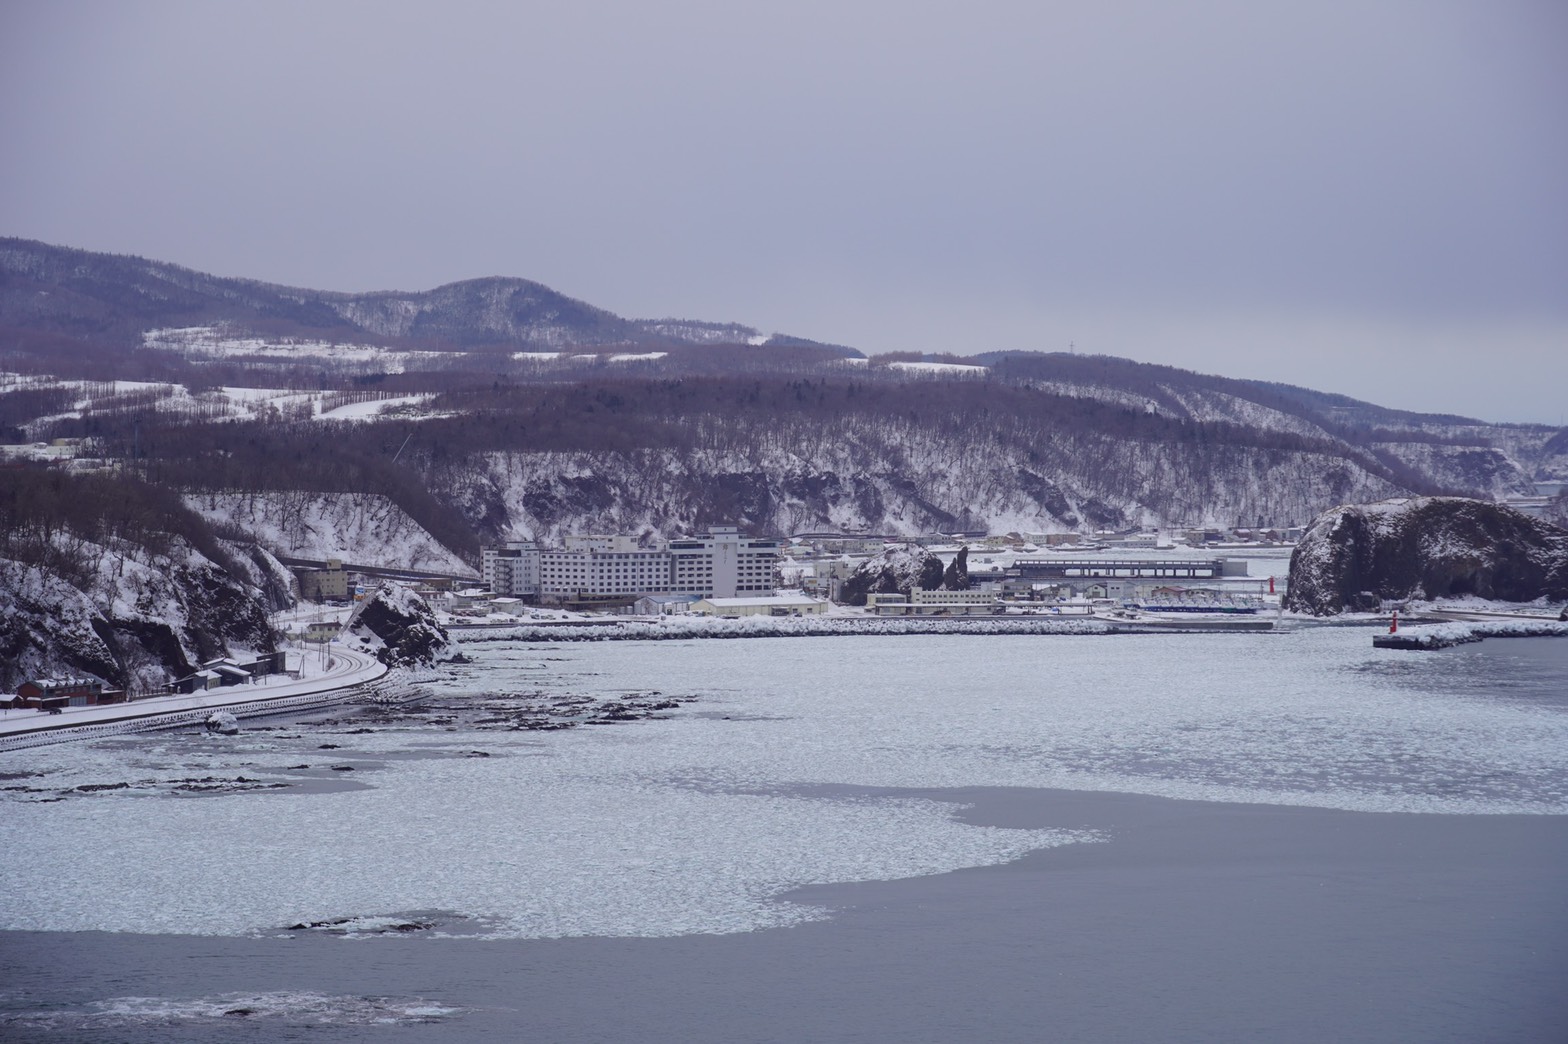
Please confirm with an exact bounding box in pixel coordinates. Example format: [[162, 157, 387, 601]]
[[698, 594, 828, 607]]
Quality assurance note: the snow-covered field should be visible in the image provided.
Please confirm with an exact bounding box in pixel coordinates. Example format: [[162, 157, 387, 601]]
[[1, 626, 1563, 941], [886, 361, 988, 375], [0, 370, 443, 440], [142, 326, 449, 373]]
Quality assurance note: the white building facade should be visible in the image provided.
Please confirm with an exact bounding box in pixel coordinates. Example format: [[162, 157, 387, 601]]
[[481, 542, 541, 598], [539, 548, 672, 599], [481, 527, 781, 602], [669, 526, 780, 599]]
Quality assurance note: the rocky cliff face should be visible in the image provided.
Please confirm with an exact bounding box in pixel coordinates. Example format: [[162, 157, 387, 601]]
[[438, 433, 1409, 544], [0, 538, 281, 692], [1285, 497, 1568, 615]]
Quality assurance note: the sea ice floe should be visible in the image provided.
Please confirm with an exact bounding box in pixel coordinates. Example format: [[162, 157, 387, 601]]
[[0, 991, 462, 1031], [1, 626, 1564, 940]]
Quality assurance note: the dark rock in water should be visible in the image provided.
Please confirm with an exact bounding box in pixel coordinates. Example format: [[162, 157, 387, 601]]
[[347, 586, 450, 667], [1286, 497, 1568, 615], [204, 711, 240, 735], [285, 915, 435, 934]]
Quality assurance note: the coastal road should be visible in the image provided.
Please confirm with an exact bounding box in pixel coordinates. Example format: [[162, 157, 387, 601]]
[[0, 645, 386, 748]]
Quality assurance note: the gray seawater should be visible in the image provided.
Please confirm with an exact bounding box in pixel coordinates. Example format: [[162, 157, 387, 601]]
[[2, 628, 1566, 1041]]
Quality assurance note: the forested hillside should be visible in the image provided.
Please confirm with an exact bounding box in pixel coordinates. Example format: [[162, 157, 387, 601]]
[[2, 237, 1564, 562]]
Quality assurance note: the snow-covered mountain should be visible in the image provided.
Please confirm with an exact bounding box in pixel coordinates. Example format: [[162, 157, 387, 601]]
[[0, 237, 825, 355], [4, 236, 1566, 552]]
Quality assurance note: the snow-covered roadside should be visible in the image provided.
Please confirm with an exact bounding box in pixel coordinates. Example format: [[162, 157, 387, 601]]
[[0, 647, 386, 751]]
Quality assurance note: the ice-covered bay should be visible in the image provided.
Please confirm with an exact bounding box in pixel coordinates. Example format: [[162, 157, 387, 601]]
[[2, 627, 1565, 939]]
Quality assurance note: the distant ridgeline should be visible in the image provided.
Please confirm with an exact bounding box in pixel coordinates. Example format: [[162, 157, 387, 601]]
[[1285, 497, 1568, 615], [2, 236, 1567, 559]]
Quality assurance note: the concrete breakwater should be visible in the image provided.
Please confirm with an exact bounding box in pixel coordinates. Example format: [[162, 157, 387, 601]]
[[453, 615, 1115, 643], [1374, 619, 1568, 651]]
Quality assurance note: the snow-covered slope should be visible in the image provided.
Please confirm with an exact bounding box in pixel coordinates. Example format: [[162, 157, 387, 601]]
[[184, 492, 474, 574], [1368, 441, 1537, 499], [434, 417, 1407, 542]]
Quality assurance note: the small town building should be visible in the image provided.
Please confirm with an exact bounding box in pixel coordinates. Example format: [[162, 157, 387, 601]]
[[633, 594, 701, 616], [482, 541, 541, 597], [298, 559, 350, 601], [450, 587, 491, 610], [866, 590, 1004, 616], [691, 593, 830, 617], [174, 670, 222, 694], [300, 621, 340, 643], [13, 677, 121, 709], [480, 526, 783, 603]]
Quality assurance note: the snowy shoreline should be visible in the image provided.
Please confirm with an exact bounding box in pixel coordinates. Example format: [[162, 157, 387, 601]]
[[0, 650, 390, 752], [451, 615, 1115, 643]]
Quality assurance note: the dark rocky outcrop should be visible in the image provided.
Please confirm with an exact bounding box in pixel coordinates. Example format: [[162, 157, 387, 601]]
[[838, 544, 944, 607], [1285, 497, 1568, 615], [942, 546, 971, 591], [346, 586, 450, 667]]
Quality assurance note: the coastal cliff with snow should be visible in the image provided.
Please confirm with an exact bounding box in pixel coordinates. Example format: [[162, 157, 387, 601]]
[[0, 471, 296, 692], [0, 536, 286, 693], [1284, 497, 1568, 615]]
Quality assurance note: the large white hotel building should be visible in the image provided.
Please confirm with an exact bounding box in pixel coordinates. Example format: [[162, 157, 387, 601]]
[[482, 526, 781, 602]]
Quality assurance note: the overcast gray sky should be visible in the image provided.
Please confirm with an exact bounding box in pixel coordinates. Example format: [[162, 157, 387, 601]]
[[3, 1, 1564, 423]]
